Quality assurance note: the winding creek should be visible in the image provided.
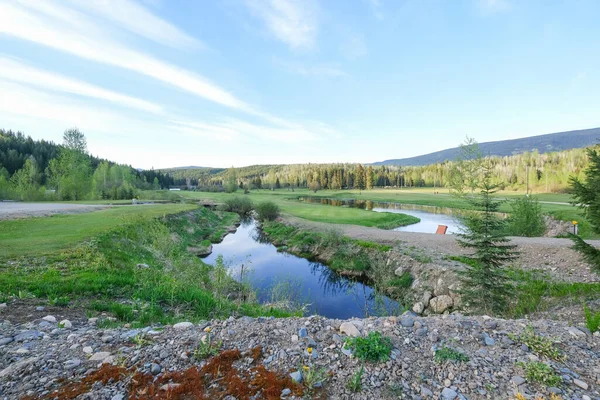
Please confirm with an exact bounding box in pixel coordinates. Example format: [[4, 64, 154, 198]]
[[202, 219, 399, 319], [202, 200, 465, 319]]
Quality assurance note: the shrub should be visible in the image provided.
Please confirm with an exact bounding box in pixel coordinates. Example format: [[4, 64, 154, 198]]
[[434, 346, 469, 363], [507, 196, 546, 237], [509, 326, 565, 361], [220, 196, 253, 215], [584, 304, 600, 333], [346, 365, 364, 392], [255, 201, 280, 221], [518, 361, 561, 387], [344, 331, 393, 362]]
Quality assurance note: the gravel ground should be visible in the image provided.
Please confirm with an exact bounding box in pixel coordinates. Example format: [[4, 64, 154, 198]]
[[284, 216, 600, 283], [0, 307, 598, 400], [0, 202, 109, 220]]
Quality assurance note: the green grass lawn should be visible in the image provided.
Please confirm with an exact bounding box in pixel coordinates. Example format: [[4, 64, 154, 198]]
[[179, 190, 419, 229], [0, 204, 197, 258]]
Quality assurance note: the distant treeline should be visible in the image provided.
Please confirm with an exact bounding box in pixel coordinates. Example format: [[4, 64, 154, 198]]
[[0, 129, 177, 201], [164, 148, 592, 193]]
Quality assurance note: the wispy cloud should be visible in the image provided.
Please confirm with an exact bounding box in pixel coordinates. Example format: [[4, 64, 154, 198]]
[[276, 59, 348, 77], [340, 33, 368, 60], [1, 2, 248, 110], [67, 0, 203, 50], [477, 0, 511, 14], [367, 0, 384, 20], [243, 0, 319, 50], [0, 57, 163, 114]]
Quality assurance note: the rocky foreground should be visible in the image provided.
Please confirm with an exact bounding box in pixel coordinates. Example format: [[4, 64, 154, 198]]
[[0, 308, 599, 400]]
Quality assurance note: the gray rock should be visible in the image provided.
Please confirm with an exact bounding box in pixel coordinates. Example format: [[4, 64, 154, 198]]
[[568, 327, 586, 338], [421, 386, 434, 397], [290, 371, 302, 383], [482, 333, 495, 346], [429, 295, 453, 313], [548, 387, 562, 395], [64, 359, 81, 369], [42, 315, 56, 323], [150, 363, 162, 375], [511, 376, 526, 386], [0, 337, 13, 346], [339, 322, 360, 337], [83, 346, 93, 354], [441, 387, 458, 399], [15, 330, 43, 342], [484, 321, 498, 329], [281, 388, 292, 397], [400, 317, 414, 328], [89, 352, 111, 361], [412, 302, 425, 315], [111, 394, 125, 400], [573, 379, 588, 390], [416, 328, 428, 336], [298, 327, 308, 338], [173, 322, 193, 330], [35, 306, 45, 311], [100, 335, 114, 343], [59, 319, 72, 329]]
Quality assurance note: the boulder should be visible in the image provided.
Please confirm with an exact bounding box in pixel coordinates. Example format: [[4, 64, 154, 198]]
[[339, 322, 360, 337], [412, 302, 425, 315], [429, 295, 453, 313]]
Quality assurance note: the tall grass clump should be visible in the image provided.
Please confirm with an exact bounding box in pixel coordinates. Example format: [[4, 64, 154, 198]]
[[506, 196, 546, 237], [221, 196, 253, 216], [584, 304, 600, 333], [255, 201, 280, 221]]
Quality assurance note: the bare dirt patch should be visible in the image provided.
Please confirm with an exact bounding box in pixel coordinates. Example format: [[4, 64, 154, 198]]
[[0, 202, 108, 220]]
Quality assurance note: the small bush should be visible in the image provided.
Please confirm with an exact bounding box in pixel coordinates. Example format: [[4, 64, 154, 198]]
[[510, 326, 565, 361], [434, 346, 469, 363], [584, 304, 600, 333], [221, 196, 253, 215], [507, 196, 546, 237], [389, 273, 414, 289], [518, 361, 561, 387], [255, 201, 280, 221], [344, 331, 393, 363]]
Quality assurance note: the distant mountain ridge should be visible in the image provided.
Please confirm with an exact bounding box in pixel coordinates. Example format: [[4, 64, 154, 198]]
[[372, 127, 600, 166]]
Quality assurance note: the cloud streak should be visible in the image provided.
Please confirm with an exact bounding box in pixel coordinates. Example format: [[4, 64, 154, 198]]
[[244, 0, 319, 50], [276, 59, 348, 77], [0, 57, 163, 114]]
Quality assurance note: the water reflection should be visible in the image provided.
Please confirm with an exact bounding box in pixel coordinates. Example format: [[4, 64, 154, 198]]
[[201, 219, 399, 319]]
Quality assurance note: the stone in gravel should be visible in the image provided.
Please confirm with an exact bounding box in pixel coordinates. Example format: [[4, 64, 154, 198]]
[[281, 388, 292, 397], [88, 318, 98, 324], [101, 335, 114, 343], [173, 322, 193, 330], [290, 371, 302, 383], [441, 387, 457, 399], [429, 296, 453, 313], [160, 383, 181, 391], [42, 315, 56, 323], [59, 320, 72, 329], [83, 346, 93, 354], [582, 396, 591, 400], [421, 386, 434, 397], [484, 321, 498, 329], [341, 346, 353, 356], [568, 327, 586, 338], [400, 317, 414, 327], [0, 337, 13, 346], [573, 379, 588, 390], [64, 359, 81, 369], [150, 363, 162, 375], [416, 328, 428, 336], [291, 334, 298, 342], [111, 394, 125, 400], [339, 322, 360, 337], [548, 387, 562, 394], [511, 376, 526, 386], [35, 306, 44, 311], [89, 352, 111, 361], [0, 357, 38, 379], [298, 327, 308, 338], [412, 302, 425, 315], [482, 333, 495, 346], [16, 348, 30, 354], [0, 303, 7, 308], [15, 330, 42, 342]]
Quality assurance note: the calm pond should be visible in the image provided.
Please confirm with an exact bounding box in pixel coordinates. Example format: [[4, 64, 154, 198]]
[[300, 197, 465, 234], [201, 219, 399, 319]]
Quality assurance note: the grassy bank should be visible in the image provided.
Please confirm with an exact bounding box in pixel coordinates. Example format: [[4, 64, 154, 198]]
[[0, 207, 296, 325]]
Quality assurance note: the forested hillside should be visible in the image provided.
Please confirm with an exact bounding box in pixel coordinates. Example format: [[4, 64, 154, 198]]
[[170, 147, 593, 194], [0, 129, 177, 200], [373, 127, 600, 166]]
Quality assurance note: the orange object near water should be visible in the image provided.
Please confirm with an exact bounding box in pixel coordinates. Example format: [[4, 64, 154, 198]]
[[436, 225, 448, 235]]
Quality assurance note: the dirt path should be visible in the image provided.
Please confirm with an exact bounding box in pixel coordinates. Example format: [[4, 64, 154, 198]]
[[283, 215, 600, 283], [0, 202, 109, 220]]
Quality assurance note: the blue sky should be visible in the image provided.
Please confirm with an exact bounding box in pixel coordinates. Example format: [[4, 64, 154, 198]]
[[1, 0, 599, 169]]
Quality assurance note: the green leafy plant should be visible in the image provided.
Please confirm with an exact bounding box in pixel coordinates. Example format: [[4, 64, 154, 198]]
[[344, 331, 393, 363], [518, 361, 561, 387], [220, 196, 253, 215], [49, 296, 70, 307], [584, 304, 600, 333], [255, 201, 280, 221], [434, 345, 469, 363], [130, 333, 153, 347], [346, 364, 364, 393], [510, 326, 565, 361], [507, 196, 546, 237], [193, 328, 222, 360], [302, 365, 328, 395]]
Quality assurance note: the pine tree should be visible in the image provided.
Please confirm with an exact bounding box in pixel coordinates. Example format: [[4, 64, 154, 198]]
[[366, 166, 374, 190], [569, 146, 600, 273], [355, 164, 366, 192], [456, 162, 518, 314]]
